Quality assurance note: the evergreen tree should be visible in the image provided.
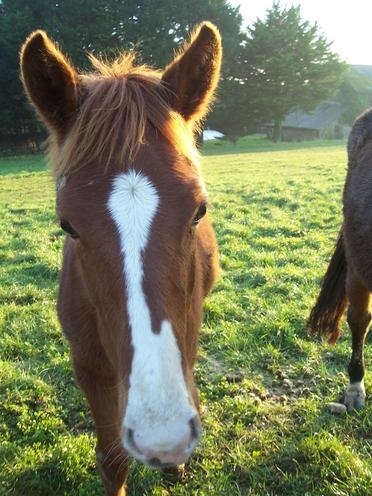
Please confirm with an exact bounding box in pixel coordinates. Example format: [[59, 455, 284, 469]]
[[242, 2, 346, 142], [336, 68, 372, 126], [0, 0, 243, 152]]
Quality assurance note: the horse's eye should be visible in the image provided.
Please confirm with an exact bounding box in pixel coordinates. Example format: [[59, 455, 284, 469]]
[[193, 202, 207, 226], [60, 218, 79, 239]]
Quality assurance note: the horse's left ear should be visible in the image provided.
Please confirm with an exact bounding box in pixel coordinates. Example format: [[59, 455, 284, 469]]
[[162, 22, 222, 124], [20, 30, 78, 133]]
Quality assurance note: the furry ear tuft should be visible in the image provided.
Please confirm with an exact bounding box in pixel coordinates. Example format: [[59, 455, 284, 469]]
[[162, 21, 222, 125], [20, 30, 78, 133]]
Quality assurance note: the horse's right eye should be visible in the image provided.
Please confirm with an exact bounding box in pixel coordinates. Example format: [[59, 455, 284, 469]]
[[60, 218, 80, 239]]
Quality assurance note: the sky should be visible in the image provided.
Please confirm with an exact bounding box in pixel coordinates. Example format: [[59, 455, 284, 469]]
[[229, 1, 372, 65]]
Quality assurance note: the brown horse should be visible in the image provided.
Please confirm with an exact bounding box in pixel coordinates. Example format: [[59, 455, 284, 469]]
[[20, 22, 221, 495], [308, 109, 372, 411]]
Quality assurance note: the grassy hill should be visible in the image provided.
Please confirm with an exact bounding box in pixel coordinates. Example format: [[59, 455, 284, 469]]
[[0, 137, 371, 495], [353, 64, 372, 81]]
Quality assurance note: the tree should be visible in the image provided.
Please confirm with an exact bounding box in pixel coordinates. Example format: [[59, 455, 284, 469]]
[[0, 0, 243, 153], [242, 2, 346, 142], [0, 2, 44, 151], [336, 67, 372, 126], [207, 37, 252, 141], [0, 0, 131, 152]]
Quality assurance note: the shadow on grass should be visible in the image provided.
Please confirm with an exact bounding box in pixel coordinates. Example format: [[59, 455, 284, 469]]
[[0, 249, 59, 293], [0, 271, 58, 309], [4, 447, 182, 496], [229, 419, 371, 496], [2, 458, 100, 496], [0, 156, 46, 176], [242, 192, 301, 212]]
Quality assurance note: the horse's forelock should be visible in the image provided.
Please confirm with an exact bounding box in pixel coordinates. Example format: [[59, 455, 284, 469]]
[[48, 59, 199, 180]]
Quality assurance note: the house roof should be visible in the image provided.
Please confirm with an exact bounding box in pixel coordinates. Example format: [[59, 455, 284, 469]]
[[282, 101, 344, 131]]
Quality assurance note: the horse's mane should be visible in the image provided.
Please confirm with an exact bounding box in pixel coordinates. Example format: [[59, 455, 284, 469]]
[[49, 53, 198, 178]]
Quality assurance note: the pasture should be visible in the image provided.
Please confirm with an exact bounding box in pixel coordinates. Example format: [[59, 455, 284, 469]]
[[0, 137, 371, 495]]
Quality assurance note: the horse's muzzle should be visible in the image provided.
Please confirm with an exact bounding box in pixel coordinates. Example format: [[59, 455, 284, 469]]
[[124, 415, 200, 468]]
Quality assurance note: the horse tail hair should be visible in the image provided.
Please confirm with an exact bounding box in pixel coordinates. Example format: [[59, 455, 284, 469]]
[[307, 229, 348, 344]]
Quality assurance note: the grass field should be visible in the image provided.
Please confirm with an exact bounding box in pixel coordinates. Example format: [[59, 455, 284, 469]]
[[0, 136, 371, 495]]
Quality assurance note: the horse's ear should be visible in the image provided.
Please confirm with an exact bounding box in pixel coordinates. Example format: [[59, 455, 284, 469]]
[[162, 22, 222, 125], [20, 30, 78, 133]]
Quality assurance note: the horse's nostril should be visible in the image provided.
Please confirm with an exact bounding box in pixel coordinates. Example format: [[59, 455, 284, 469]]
[[125, 428, 135, 449], [189, 416, 201, 442], [148, 457, 162, 468]]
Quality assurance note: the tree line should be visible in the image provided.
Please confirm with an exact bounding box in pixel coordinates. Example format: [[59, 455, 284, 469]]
[[1, 0, 372, 153]]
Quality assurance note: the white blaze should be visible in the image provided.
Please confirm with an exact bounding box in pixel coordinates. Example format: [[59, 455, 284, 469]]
[[107, 170, 195, 455]]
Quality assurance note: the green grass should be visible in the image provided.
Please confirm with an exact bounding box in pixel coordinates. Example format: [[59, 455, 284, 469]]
[[0, 137, 371, 495]]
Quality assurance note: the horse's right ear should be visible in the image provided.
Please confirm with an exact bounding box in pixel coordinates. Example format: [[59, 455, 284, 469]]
[[20, 30, 78, 133]]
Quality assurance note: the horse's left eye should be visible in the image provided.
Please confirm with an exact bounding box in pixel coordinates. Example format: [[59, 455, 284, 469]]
[[60, 218, 80, 239], [193, 202, 207, 226]]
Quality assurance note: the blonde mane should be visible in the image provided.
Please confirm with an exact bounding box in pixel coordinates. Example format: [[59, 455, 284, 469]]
[[49, 53, 199, 178]]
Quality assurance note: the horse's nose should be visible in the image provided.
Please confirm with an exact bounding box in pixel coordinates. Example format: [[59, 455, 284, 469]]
[[125, 416, 200, 467]]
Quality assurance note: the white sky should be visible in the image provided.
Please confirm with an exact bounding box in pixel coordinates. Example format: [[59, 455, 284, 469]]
[[229, 1, 372, 65]]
